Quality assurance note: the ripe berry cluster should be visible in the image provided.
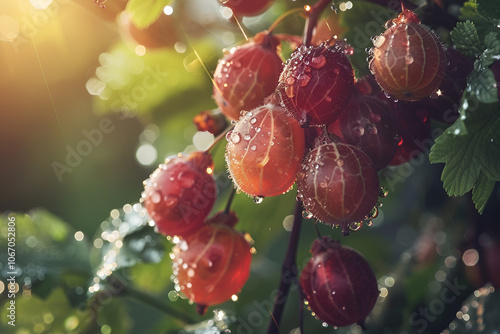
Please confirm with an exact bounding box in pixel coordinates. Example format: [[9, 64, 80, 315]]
[[140, 0, 471, 329]]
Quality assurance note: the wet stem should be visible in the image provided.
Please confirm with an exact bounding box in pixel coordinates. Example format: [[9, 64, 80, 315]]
[[302, 0, 335, 46], [266, 199, 304, 334], [108, 274, 200, 325]]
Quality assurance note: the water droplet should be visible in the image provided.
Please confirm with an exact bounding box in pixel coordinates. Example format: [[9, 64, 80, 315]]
[[230, 131, 241, 144], [286, 76, 296, 85], [349, 221, 363, 231], [352, 124, 364, 136], [253, 196, 264, 204], [368, 206, 379, 219], [164, 195, 179, 208], [310, 54, 327, 69], [379, 186, 389, 198], [319, 180, 328, 188], [405, 55, 414, 65], [178, 171, 196, 188], [250, 117, 257, 125], [243, 134, 251, 140], [298, 73, 311, 87], [372, 35, 386, 48], [150, 191, 161, 204], [256, 154, 270, 167], [187, 268, 195, 277], [302, 211, 313, 219], [322, 322, 328, 328], [250, 145, 257, 151], [325, 96, 332, 102]]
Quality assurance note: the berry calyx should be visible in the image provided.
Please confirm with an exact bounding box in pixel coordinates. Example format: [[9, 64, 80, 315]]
[[369, 9, 446, 101], [296, 139, 379, 230], [277, 42, 354, 126], [225, 103, 305, 197], [213, 32, 283, 121], [143, 151, 217, 238], [172, 211, 252, 313], [218, 0, 273, 17], [300, 236, 379, 327]]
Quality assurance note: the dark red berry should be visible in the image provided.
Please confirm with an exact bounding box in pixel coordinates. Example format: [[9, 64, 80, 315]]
[[276, 42, 354, 126], [419, 48, 473, 124], [300, 237, 379, 327], [369, 9, 446, 101], [225, 103, 305, 197], [173, 211, 252, 313], [218, 0, 273, 17], [143, 151, 217, 238], [296, 140, 380, 230], [213, 32, 283, 121], [387, 100, 432, 166], [330, 83, 399, 170]]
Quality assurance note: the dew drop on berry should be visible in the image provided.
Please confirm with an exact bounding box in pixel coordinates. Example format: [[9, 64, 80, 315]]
[[302, 211, 314, 219], [310, 55, 327, 69], [150, 190, 162, 204], [379, 186, 389, 198], [253, 196, 264, 204], [164, 195, 179, 208]]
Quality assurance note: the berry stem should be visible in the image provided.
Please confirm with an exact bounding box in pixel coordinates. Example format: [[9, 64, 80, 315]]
[[108, 274, 199, 324], [266, 200, 303, 334], [206, 124, 234, 153], [268, 7, 306, 33], [303, 0, 333, 46], [224, 187, 237, 214], [313, 221, 322, 239]]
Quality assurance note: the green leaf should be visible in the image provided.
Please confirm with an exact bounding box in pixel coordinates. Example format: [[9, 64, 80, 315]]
[[467, 67, 499, 103], [0, 288, 91, 333], [477, 0, 500, 25], [451, 21, 483, 57], [126, 0, 173, 29], [459, 1, 495, 36], [91, 40, 215, 117], [472, 172, 496, 213], [429, 104, 500, 200], [0, 210, 91, 300], [482, 31, 500, 67], [90, 203, 166, 279]]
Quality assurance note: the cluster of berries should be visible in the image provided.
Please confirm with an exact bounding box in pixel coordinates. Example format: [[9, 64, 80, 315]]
[[141, 0, 471, 328]]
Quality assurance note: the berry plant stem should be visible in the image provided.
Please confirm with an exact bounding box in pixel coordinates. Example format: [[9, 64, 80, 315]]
[[266, 200, 304, 334], [303, 0, 334, 46], [224, 187, 237, 214], [112, 275, 199, 324]]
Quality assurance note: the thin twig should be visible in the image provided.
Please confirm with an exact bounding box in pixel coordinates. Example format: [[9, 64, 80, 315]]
[[266, 200, 304, 334]]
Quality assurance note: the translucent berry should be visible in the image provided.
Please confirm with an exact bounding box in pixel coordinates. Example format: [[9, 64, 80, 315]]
[[276, 42, 355, 126], [218, 0, 273, 17], [296, 140, 379, 230], [172, 211, 252, 314], [369, 9, 446, 101], [300, 237, 379, 327], [225, 104, 305, 197], [213, 32, 283, 121], [143, 151, 216, 237]]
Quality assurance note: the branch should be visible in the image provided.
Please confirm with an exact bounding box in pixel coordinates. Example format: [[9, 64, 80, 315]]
[[266, 200, 303, 334], [303, 0, 333, 46]]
